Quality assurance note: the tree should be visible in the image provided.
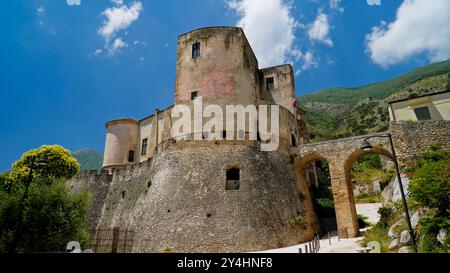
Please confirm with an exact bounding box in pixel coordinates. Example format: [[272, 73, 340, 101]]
[[0, 178, 91, 252], [409, 145, 450, 216], [0, 173, 6, 191], [0, 145, 89, 253], [6, 145, 80, 187]]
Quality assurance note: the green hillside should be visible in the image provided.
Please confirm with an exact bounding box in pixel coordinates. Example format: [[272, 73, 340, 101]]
[[299, 59, 450, 142], [72, 149, 103, 171]]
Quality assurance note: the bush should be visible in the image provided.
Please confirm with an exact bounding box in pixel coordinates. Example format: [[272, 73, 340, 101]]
[[315, 198, 335, 218], [378, 207, 393, 229], [358, 215, 371, 228], [409, 145, 450, 216], [417, 217, 449, 253], [0, 177, 91, 253], [363, 224, 390, 253]]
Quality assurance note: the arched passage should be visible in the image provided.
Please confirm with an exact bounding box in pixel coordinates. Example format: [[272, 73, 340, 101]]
[[341, 146, 395, 234], [296, 154, 336, 236], [298, 133, 394, 238]]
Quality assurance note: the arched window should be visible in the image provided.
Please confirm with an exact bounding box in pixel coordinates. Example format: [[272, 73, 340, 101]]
[[226, 168, 240, 190]]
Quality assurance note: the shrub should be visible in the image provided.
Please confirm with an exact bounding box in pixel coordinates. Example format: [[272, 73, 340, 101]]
[[294, 214, 309, 229], [417, 217, 449, 253], [314, 198, 335, 218], [409, 145, 450, 216], [378, 207, 393, 229], [358, 215, 371, 228], [0, 177, 91, 253]]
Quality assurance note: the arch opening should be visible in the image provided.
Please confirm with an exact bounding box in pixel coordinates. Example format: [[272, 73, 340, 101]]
[[344, 146, 397, 233], [297, 154, 337, 236]]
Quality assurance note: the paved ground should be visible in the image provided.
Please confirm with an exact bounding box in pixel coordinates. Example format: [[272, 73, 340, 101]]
[[356, 203, 382, 225], [256, 203, 382, 253]]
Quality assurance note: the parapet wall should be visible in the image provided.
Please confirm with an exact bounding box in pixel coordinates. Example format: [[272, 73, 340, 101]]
[[390, 120, 450, 160]]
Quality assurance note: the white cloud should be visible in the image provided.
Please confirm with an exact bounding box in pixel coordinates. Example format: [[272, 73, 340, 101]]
[[308, 11, 333, 47], [365, 0, 450, 68], [97, 1, 143, 56], [111, 0, 124, 6], [109, 38, 128, 55], [93, 49, 103, 56], [66, 0, 81, 6], [227, 0, 301, 68], [329, 0, 344, 13], [301, 51, 319, 71], [98, 1, 143, 42], [37, 6, 45, 16]]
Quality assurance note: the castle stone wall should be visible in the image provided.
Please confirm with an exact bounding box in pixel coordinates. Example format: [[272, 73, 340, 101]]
[[71, 141, 319, 253], [68, 171, 113, 230]]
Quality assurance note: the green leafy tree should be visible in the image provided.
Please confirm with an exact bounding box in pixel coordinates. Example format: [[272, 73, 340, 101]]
[[0, 146, 89, 253], [0, 173, 6, 191], [7, 145, 80, 187], [0, 178, 91, 252], [409, 145, 450, 216]]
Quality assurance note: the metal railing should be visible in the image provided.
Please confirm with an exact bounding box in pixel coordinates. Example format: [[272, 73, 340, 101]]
[[87, 227, 134, 253]]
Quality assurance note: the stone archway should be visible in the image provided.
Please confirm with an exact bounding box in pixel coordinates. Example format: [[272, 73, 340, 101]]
[[294, 154, 328, 236], [298, 133, 392, 238], [341, 146, 395, 234]]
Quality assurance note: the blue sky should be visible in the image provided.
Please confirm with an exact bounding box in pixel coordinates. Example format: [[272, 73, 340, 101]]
[[1, 0, 450, 171]]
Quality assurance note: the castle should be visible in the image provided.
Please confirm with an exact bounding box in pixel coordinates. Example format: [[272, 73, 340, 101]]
[[69, 27, 450, 253], [70, 27, 319, 252], [102, 26, 307, 169]]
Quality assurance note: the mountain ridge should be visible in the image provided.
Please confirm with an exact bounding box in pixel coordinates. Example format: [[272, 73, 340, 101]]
[[298, 59, 450, 142], [72, 149, 103, 171]]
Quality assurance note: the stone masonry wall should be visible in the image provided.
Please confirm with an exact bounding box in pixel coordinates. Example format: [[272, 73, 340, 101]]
[[67, 171, 113, 230], [70, 141, 318, 253], [390, 120, 450, 160]]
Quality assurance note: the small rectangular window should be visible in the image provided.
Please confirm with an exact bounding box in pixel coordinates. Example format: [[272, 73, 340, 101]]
[[192, 42, 201, 58], [414, 106, 431, 121], [128, 150, 135, 162], [226, 168, 240, 191], [191, 91, 198, 101], [266, 77, 274, 91], [141, 138, 148, 156]]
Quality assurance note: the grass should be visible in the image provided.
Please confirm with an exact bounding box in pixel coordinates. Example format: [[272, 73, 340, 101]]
[[355, 193, 381, 204], [352, 168, 386, 185], [362, 205, 404, 253], [362, 224, 391, 253]]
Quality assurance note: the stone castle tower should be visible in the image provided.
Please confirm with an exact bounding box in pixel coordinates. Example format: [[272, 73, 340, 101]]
[[70, 27, 320, 252]]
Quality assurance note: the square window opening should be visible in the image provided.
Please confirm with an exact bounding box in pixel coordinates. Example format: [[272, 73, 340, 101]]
[[266, 77, 275, 91], [414, 106, 431, 121], [191, 91, 198, 101]]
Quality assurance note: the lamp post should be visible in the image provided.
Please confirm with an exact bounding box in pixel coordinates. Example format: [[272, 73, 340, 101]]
[[8, 155, 48, 253], [361, 133, 417, 252]]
